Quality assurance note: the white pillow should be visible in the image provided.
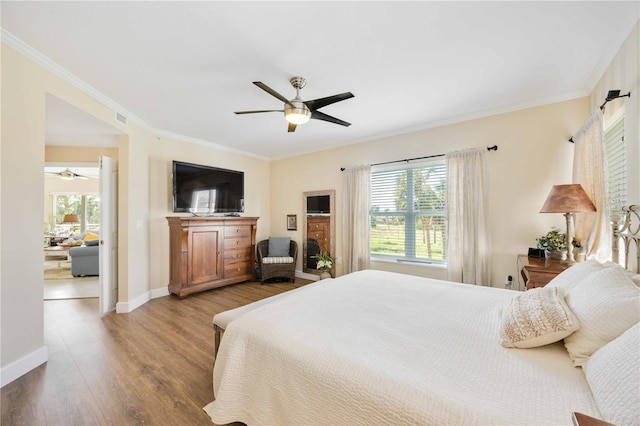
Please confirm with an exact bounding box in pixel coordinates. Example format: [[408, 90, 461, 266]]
[[546, 259, 617, 292], [499, 287, 579, 349], [563, 265, 640, 366], [583, 323, 640, 426]]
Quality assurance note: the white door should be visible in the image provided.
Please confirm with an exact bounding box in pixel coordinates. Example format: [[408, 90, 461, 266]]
[[99, 155, 118, 314]]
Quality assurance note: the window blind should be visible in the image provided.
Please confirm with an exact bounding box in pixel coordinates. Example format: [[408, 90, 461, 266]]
[[370, 161, 447, 263], [604, 116, 626, 212]]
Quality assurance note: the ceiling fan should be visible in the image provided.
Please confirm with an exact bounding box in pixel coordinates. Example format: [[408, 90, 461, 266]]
[[45, 168, 91, 180], [234, 77, 354, 133]]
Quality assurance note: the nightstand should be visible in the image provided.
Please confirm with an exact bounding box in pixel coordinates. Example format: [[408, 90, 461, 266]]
[[518, 254, 573, 290]]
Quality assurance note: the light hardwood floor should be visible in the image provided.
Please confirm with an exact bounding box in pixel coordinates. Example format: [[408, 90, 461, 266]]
[[1, 279, 312, 425]]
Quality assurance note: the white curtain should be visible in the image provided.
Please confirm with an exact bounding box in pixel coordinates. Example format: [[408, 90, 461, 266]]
[[572, 108, 611, 261], [445, 148, 491, 285], [342, 165, 371, 274]]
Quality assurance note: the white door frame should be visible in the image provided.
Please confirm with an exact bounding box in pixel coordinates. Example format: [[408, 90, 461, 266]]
[[99, 156, 118, 314]]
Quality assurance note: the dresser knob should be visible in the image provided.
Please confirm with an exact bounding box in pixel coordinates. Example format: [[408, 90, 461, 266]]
[[236, 241, 240, 245], [237, 267, 241, 271], [236, 254, 240, 258]]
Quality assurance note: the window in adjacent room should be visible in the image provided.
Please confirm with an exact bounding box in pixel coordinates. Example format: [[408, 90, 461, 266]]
[[370, 159, 447, 264], [604, 115, 626, 213], [50, 193, 100, 235]]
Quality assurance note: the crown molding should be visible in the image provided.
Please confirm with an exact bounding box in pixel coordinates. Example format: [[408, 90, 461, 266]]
[[153, 129, 270, 161], [1, 28, 150, 131], [1, 28, 267, 160]]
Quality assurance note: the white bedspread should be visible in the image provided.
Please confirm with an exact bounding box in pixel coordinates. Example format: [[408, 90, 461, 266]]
[[204, 270, 600, 425]]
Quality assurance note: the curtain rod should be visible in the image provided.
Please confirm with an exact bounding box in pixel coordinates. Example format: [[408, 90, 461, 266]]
[[340, 145, 497, 171], [568, 90, 631, 143]]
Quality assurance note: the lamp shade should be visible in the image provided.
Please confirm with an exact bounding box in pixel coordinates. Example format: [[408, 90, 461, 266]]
[[540, 184, 596, 213], [62, 214, 80, 224]]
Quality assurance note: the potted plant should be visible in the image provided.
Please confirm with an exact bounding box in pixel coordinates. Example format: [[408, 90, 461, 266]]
[[536, 227, 568, 260], [312, 250, 335, 280]]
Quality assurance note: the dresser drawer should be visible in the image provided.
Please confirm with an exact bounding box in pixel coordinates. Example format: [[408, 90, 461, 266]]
[[225, 247, 252, 264], [226, 225, 251, 238], [224, 262, 252, 278], [309, 230, 325, 241], [225, 237, 252, 248]]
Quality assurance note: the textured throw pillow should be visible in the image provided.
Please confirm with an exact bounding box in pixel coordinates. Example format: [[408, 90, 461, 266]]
[[83, 231, 99, 241], [268, 237, 290, 257], [500, 287, 579, 349], [563, 265, 640, 366], [546, 259, 617, 292], [583, 323, 640, 425]]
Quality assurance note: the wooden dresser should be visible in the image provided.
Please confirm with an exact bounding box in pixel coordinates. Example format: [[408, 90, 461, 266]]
[[307, 215, 330, 253], [166, 216, 258, 298], [518, 254, 573, 290]]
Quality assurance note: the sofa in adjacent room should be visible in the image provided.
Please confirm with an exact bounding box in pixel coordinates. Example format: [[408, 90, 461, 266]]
[[69, 238, 99, 276]]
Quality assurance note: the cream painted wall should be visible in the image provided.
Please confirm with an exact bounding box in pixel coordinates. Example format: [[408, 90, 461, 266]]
[[0, 44, 134, 383], [590, 20, 639, 206], [1, 43, 47, 375], [148, 136, 271, 293], [271, 98, 588, 287], [45, 145, 118, 163]]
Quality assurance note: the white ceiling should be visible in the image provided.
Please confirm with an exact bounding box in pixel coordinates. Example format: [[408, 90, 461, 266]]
[[2, 2, 639, 160], [46, 95, 121, 147]]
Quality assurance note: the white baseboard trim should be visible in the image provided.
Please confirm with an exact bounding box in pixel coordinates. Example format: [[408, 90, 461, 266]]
[[116, 291, 150, 313], [296, 270, 320, 281], [150, 286, 170, 299], [115, 287, 170, 313], [1, 346, 48, 388]]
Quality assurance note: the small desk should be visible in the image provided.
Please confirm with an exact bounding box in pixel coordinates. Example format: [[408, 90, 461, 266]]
[[518, 254, 573, 290]]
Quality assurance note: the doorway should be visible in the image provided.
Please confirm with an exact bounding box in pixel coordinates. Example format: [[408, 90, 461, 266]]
[[44, 165, 101, 300], [44, 94, 122, 310]]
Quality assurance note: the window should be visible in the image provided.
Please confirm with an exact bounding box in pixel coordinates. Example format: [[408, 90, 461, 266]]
[[604, 115, 626, 213], [370, 160, 446, 264], [50, 193, 100, 234]]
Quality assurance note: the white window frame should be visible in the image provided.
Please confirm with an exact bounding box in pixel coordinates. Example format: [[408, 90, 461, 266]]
[[369, 159, 447, 265]]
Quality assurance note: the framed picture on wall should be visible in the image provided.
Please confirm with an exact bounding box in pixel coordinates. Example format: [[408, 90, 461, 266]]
[[287, 214, 297, 231]]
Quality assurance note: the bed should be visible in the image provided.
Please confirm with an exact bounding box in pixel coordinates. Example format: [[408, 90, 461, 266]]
[[204, 206, 640, 425]]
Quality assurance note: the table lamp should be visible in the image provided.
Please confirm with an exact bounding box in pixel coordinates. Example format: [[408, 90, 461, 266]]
[[540, 184, 596, 263], [62, 214, 80, 235]]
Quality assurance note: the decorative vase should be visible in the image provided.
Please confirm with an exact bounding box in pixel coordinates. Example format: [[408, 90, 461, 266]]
[[319, 271, 331, 280], [546, 250, 567, 261]]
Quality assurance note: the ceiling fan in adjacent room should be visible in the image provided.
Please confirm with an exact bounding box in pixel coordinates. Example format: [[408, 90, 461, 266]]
[[45, 168, 91, 180], [234, 77, 354, 133]]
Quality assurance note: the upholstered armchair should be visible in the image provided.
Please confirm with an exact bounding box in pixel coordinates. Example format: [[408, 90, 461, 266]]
[[257, 238, 297, 283]]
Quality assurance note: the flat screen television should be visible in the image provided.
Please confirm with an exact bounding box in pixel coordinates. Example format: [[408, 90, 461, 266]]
[[172, 161, 244, 214], [306, 195, 330, 214]]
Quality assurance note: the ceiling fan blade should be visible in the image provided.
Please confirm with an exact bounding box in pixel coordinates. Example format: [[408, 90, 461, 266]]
[[234, 109, 284, 115], [310, 110, 351, 127], [253, 82, 294, 108], [288, 122, 297, 133], [304, 92, 354, 111], [75, 174, 89, 180]]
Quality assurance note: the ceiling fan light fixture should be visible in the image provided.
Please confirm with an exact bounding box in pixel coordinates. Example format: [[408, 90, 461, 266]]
[[284, 105, 311, 125]]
